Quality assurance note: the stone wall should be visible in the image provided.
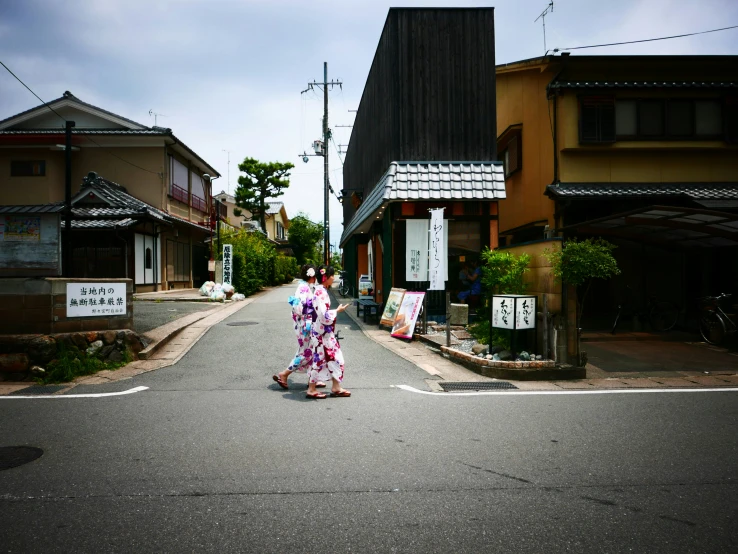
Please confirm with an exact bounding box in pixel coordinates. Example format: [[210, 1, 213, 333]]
[[0, 330, 145, 381], [0, 278, 133, 335]]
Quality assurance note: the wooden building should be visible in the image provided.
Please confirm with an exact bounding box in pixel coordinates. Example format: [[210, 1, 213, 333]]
[[340, 8, 505, 312]]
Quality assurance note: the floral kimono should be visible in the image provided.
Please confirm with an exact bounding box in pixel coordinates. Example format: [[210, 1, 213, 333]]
[[286, 280, 316, 373], [308, 284, 345, 384]]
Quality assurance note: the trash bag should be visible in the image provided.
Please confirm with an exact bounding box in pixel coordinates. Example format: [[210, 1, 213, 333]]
[[232, 293, 246, 301], [199, 281, 215, 296], [209, 290, 226, 302]]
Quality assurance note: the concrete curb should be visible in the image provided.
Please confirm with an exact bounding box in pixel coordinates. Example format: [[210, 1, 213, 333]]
[[137, 305, 221, 359]]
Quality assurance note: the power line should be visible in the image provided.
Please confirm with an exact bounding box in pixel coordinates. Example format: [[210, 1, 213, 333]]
[[0, 59, 166, 177], [553, 23, 738, 53]]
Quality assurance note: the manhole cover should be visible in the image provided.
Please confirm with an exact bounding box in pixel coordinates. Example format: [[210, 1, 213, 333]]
[[440, 381, 518, 391], [0, 446, 43, 471], [10, 385, 66, 395], [226, 322, 259, 326]]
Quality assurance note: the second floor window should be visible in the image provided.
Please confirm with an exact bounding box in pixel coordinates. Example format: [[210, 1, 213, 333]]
[[11, 160, 46, 177], [581, 96, 735, 143], [169, 156, 189, 203], [276, 221, 285, 240]]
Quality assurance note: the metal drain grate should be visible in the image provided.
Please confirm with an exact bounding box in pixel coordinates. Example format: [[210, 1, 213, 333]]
[[226, 321, 259, 326], [10, 385, 66, 395], [0, 446, 43, 470], [440, 381, 518, 391]]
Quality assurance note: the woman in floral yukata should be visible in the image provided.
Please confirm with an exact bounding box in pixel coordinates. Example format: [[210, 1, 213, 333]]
[[306, 265, 351, 399], [272, 264, 325, 390]]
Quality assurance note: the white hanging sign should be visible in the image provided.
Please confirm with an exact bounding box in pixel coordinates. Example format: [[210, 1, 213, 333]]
[[406, 220, 428, 281], [428, 209, 445, 290]]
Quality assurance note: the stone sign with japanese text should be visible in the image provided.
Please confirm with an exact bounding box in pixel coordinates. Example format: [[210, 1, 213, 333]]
[[222, 244, 233, 286]]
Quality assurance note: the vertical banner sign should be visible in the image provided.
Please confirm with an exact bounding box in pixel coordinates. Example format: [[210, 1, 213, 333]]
[[405, 220, 428, 281], [222, 244, 233, 286], [428, 209, 445, 290]]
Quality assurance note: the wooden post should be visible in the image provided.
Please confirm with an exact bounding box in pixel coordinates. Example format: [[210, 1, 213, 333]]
[[445, 292, 451, 347], [542, 293, 549, 360], [422, 292, 428, 335]]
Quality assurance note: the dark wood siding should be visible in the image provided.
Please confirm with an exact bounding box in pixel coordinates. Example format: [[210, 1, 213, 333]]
[[343, 8, 497, 227]]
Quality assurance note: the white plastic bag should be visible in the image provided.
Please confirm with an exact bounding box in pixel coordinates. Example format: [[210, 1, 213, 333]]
[[199, 281, 215, 296], [209, 290, 226, 302], [232, 293, 245, 301]]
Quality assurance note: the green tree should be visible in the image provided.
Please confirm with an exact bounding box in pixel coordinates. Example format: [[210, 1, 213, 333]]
[[233, 158, 294, 232], [544, 238, 620, 365], [544, 238, 620, 326], [286, 213, 323, 265], [330, 251, 342, 270]]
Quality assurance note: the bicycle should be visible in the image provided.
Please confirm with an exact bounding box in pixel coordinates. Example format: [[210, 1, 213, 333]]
[[337, 271, 352, 297], [611, 286, 679, 334], [698, 293, 737, 346]]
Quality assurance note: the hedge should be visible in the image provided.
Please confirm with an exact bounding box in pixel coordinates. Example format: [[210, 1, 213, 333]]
[[219, 229, 299, 296]]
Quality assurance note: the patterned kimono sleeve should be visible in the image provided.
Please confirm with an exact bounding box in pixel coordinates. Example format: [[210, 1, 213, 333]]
[[291, 282, 310, 317], [314, 286, 337, 326]]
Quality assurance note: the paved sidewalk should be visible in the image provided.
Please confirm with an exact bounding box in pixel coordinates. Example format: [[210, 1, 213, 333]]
[[337, 294, 738, 391]]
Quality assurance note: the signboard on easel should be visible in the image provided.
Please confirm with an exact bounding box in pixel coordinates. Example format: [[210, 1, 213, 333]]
[[380, 287, 406, 326], [391, 291, 425, 339]]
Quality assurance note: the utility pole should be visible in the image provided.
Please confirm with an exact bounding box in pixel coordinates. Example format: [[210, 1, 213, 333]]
[[64, 120, 75, 276], [302, 62, 342, 265]]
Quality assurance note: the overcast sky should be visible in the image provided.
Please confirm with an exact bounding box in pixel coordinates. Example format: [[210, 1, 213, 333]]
[[1, 0, 737, 248]]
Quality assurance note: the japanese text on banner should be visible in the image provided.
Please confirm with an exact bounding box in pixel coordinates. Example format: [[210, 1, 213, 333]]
[[222, 244, 233, 286], [428, 209, 445, 290]]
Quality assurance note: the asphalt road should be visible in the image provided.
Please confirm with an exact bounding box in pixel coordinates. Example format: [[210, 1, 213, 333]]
[[132, 301, 218, 335], [1, 285, 736, 553]]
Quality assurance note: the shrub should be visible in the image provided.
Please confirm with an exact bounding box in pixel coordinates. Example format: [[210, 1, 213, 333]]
[[39, 344, 132, 384], [468, 248, 531, 349], [220, 229, 298, 295]]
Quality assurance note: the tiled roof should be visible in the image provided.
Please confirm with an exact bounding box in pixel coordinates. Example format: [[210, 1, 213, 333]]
[[546, 182, 738, 200], [70, 172, 209, 233], [72, 218, 136, 229], [266, 202, 284, 215], [340, 161, 505, 245], [0, 129, 167, 136], [0, 91, 148, 129], [548, 81, 738, 90]]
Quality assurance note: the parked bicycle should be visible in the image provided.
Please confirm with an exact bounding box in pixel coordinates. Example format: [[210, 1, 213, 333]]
[[337, 271, 352, 297], [698, 293, 737, 346], [611, 286, 679, 334]]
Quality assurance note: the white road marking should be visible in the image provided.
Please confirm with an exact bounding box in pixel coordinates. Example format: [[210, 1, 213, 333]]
[[394, 385, 738, 396], [1, 386, 149, 399]]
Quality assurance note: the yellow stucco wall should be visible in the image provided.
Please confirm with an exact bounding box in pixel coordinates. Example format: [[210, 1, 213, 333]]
[[501, 240, 562, 314], [496, 67, 557, 236], [0, 146, 166, 207]]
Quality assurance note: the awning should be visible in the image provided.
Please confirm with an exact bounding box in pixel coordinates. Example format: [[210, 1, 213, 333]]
[[560, 205, 738, 248], [340, 161, 505, 246]]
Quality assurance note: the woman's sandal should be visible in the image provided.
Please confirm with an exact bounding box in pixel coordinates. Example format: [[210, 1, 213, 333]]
[[272, 375, 289, 390], [329, 390, 351, 398], [306, 392, 328, 399]]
